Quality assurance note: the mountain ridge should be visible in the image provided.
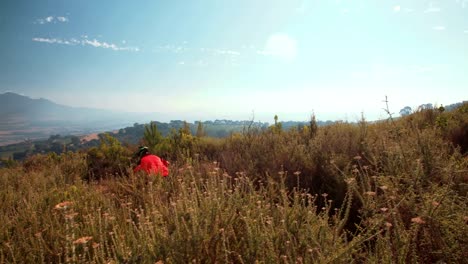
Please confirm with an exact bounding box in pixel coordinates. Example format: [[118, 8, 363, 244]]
[[0, 92, 160, 145]]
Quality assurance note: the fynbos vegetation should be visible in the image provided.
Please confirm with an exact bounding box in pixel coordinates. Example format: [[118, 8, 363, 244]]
[[1, 104, 467, 263]]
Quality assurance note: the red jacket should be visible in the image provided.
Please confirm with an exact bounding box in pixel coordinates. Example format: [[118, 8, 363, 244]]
[[134, 154, 169, 176]]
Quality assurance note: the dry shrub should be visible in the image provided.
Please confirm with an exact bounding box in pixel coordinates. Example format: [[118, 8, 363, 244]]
[[1, 107, 467, 263]]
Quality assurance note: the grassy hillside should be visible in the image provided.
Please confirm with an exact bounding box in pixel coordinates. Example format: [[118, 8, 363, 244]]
[[0, 105, 467, 263]]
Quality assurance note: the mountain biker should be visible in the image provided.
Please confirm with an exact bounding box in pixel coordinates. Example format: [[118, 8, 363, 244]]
[[133, 146, 169, 177]]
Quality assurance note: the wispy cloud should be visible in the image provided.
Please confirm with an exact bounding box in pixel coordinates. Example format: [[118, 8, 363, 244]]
[[32, 36, 139, 52], [207, 48, 240, 56], [57, 16, 69, 22], [464, 30, 468, 34], [154, 44, 189, 54], [424, 3, 441, 13], [82, 39, 138, 51], [32, 37, 80, 45], [393, 5, 414, 13], [152, 40, 242, 57], [433, 26, 446, 31], [35, 16, 69, 24], [152, 43, 242, 66]]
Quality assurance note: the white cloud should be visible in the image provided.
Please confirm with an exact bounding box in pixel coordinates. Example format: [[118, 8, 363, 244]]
[[259, 33, 298, 61], [32, 37, 56, 44], [433, 26, 446, 31], [152, 44, 242, 66], [32, 36, 139, 51], [35, 16, 69, 24], [197, 47, 241, 58], [82, 39, 101, 47], [56, 16, 69, 22], [464, 30, 468, 34], [82, 39, 139, 51], [32, 37, 79, 45], [212, 49, 240, 56], [393, 5, 414, 13], [154, 44, 189, 53], [35, 18, 46, 24]]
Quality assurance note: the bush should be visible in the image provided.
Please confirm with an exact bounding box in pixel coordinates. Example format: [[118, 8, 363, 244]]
[[1, 106, 467, 263], [85, 133, 132, 180]]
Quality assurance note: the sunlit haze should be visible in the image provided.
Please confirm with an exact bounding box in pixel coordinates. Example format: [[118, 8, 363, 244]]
[[1, 0, 467, 122]]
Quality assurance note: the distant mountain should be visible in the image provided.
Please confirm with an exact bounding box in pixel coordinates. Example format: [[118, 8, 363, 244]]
[[0, 92, 161, 145]]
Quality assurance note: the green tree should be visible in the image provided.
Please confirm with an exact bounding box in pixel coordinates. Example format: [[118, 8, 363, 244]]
[[143, 122, 163, 152], [181, 121, 191, 136], [70, 136, 81, 146], [309, 113, 318, 139], [196, 121, 205, 138], [270, 115, 282, 133]]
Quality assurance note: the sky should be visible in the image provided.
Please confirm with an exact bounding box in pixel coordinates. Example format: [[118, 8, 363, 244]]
[[1, 0, 467, 122]]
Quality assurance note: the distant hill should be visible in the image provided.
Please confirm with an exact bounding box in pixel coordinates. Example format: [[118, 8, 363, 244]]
[[399, 101, 468, 116], [0, 92, 159, 145]]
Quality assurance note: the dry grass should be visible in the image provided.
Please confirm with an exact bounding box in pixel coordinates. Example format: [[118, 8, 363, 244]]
[[1, 106, 467, 263]]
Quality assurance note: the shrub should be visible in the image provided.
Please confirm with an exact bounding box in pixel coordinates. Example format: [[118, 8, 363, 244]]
[[85, 133, 132, 180], [1, 104, 467, 263]]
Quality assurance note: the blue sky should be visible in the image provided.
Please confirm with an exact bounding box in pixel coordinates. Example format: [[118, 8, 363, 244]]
[[1, 0, 467, 122]]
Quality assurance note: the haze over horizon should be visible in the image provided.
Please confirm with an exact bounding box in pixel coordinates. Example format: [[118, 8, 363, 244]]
[[1, 0, 467, 122]]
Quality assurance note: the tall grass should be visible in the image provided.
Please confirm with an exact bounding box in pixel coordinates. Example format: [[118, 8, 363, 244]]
[[1, 106, 467, 263]]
